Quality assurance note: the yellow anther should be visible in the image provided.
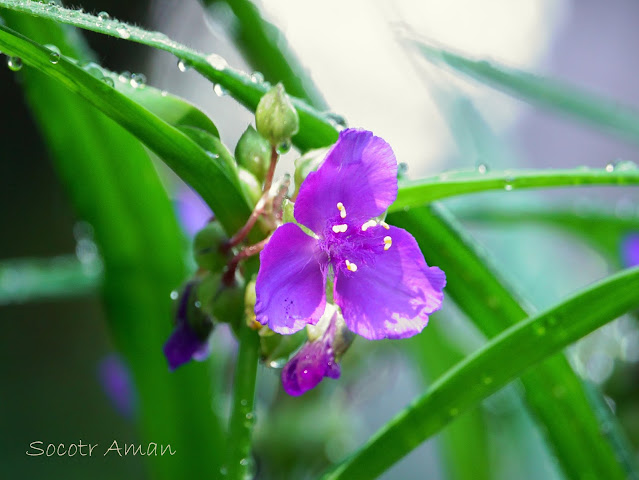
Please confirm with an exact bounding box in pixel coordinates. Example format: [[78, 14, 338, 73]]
[[383, 236, 392, 251], [361, 220, 377, 231], [345, 260, 358, 272], [337, 202, 347, 219], [381, 221, 390, 230], [332, 224, 348, 233]]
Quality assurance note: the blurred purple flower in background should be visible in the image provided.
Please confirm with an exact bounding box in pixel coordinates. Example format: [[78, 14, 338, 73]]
[[98, 354, 136, 419], [255, 129, 446, 340], [163, 282, 212, 370], [621, 233, 639, 267], [282, 312, 341, 396], [174, 187, 212, 237]]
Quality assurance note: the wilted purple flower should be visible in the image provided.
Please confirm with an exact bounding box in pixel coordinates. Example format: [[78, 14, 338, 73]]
[[255, 129, 446, 340], [621, 233, 639, 267], [282, 313, 341, 396], [163, 282, 212, 370], [98, 354, 136, 419]]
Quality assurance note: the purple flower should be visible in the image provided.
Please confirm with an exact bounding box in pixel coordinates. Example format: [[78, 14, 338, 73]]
[[255, 129, 446, 340], [163, 282, 212, 370], [282, 313, 341, 396], [621, 233, 639, 267], [174, 187, 213, 236], [98, 354, 136, 419]]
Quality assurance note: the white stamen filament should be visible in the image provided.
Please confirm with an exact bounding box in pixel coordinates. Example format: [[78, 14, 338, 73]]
[[383, 236, 392, 251], [361, 220, 377, 231], [332, 224, 348, 233], [337, 202, 347, 219], [381, 221, 390, 230], [345, 260, 358, 272]]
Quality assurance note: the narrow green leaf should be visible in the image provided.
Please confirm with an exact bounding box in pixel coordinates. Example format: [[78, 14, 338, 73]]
[[0, 0, 339, 151], [3, 12, 227, 479], [0, 255, 100, 305], [408, 34, 639, 144], [0, 22, 253, 237], [322, 265, 639, 480], [393, 166, 639, 211], [387, 204, 637, 480]]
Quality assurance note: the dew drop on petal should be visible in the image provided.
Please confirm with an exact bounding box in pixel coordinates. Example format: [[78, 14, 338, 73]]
[[7, 56, 22, 72]]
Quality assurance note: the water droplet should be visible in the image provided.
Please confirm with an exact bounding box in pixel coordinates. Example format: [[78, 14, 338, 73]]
[[276, 141, 291, 155], [97, 11, 110, 21], [7, 56, 22, 72], [220, 466, 228, 476], [206, 151, 220, 160], [177, 59, 190, 72], [49, 51, 60, 64], [397, 162, 409, 178], [245, 412, 254, 421], [116, 26, 131, 39], [118, 71, 131, 83], [605, 162, 615, 172], [503, 172, 515, 191], [130, 73, 146, 88], [240, 399, 248, 407], [213, 84, 227, 96], [206, 53, 228, 70], [268, 359, 286, 368], [239, 458, 249, 466], [160, 90, 168, 97], [170, 290, 179, 300], [614, 160, 638, 171], [82, 62, 104, 79], [102, 76, 115, 87], [477, 163, 488, 174], [326, 112, 348, 128], [250, 71, 264, 83]]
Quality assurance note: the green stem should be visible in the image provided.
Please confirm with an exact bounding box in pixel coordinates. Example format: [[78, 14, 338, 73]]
[[226, 323, 260, 479]]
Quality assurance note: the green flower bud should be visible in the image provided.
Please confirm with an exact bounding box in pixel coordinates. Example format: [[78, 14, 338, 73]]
[[293, 147, 329, 198], [197, 272, 245, 329], [235, 126, 271, 183], [255, 83, 299, 147], [238, 167, 263, 207], [193, 221, 228, 272]]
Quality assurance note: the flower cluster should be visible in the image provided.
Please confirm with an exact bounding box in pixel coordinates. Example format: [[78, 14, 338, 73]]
[[255, 128, 446, 394]]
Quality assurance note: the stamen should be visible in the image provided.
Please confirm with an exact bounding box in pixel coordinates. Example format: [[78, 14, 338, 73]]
[[383, 236, 392, 251], [332, 224, 348, 233], [337, 202, 347, 219], [361, 220, 377, 231], [345, 260, 358, 272], [381, 221, 390, 230]]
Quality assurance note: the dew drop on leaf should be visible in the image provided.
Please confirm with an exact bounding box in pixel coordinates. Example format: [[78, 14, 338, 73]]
[[477, 163, 488, 174], [250, 72, 264, 83], [97, 11, 110, 21], [177, 59, 190, 72], [7, 56, 22, 72], [213, 84, 227, 97], [130, 73, 146, 88], [49, 51, 60, 64], [102, 76, 115, 87], [277, 141, 291, 155]]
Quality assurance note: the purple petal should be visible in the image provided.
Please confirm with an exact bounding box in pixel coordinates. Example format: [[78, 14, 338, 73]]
[[98, 354, 136, 419], [621, 233, 639, 267], [255, 223, 327, 334], [334, 226, 446, 340], [294, 129, 398, 233], [163, 322, 209, 370], [281, 319, 341, 396]]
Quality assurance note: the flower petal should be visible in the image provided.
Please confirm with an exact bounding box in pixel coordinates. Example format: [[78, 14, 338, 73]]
[[255, 223, 327, 334], [334, 226, 446, 340], [621, 233, 639, 267], [294, 129, 397, 233], [163, 322, 209, 370]]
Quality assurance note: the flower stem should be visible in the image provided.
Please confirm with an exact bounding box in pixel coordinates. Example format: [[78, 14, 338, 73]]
[[225, 322, 260, 480], [222, 237, 270, 286], [226, 147, 279, 249]]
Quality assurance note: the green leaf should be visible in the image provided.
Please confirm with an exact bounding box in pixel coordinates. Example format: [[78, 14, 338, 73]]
[[0, 256, 100, 305], [408, 34, 639, 144], [392, 166, 639, 211], [387, 204, 637, 480], [453, 202, 639, 268], [0, 21, 254, 237], [0, 0, 339, 151], [321, 264, 639, 480], [2, 12, 226, 479]]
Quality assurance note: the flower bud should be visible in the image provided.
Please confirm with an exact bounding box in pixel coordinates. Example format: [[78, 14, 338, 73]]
[[238, 167, 263, 207], [197, 272, 245, 329], [193, 221, 228, 272], [293, 147, 329, 198], [255, 83, 299, 147], [235, 126, 271, 183], [164, 281, 213, 370]]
